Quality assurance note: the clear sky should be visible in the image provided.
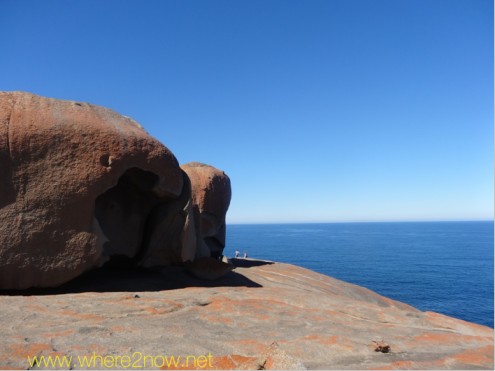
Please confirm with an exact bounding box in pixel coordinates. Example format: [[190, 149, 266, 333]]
[[1, 0, 493, 223]]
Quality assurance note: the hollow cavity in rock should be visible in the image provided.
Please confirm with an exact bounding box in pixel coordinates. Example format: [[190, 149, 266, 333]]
[[94, 167, 164, 267]]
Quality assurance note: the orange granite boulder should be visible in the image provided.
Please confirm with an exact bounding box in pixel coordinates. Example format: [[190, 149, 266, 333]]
[[181, 162, 231, 259], [0, 92, 184, 289]]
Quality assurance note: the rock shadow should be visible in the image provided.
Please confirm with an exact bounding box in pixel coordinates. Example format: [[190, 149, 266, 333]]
[[0, 265, 261, 295], [231, 258, 275, 268]]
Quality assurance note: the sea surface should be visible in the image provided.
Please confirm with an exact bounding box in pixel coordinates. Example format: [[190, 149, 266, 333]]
[[224, 221, 494, 328]]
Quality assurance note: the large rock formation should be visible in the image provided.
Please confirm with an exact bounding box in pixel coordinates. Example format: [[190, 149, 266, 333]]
[[0, 92, 231, 289], [182, 162, 231, 259], [0, 92, 492, 370], [0, 261, 492, 369]]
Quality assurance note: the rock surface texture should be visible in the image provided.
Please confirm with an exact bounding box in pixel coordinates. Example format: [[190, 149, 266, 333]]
[[0, 92, 491, 370], [0, 261, 492, 370], [0, 92, 187, 289], [182, 162, 231, 259]]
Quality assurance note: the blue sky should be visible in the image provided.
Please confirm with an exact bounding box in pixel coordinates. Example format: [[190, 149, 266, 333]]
[[1, 0, 493, 223]]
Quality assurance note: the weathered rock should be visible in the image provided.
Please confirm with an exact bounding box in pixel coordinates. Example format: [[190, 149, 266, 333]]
[[181, 162, 231, 259], [372, 340, 391, 353], [0, 261, 492, 369], [139, 170, 197, 268], [0, 92, 184, 289]]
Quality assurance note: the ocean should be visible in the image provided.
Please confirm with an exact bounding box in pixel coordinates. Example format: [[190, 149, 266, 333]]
[[224, 221, 494, 328]]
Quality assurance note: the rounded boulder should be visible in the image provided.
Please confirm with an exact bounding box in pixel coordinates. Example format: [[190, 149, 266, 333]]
[[181, 162, 231, 259], [0, 92, 183, 289]]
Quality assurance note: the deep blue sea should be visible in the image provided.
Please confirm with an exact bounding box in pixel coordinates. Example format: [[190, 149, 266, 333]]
[[224, 221, 494, 328]]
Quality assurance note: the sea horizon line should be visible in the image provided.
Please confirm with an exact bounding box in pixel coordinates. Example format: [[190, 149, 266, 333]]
[[227, 219, 494, 226]]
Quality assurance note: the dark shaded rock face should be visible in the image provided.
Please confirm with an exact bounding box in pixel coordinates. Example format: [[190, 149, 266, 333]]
[[95, 167, 164, 264], [182, 162, 232, 259], [138, 170, 198, 268], [0, 92, 231, 290]]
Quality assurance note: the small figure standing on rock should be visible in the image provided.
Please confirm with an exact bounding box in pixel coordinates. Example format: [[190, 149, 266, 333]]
[[235, 250, 240, 258], [243, 252, 248, 258]]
